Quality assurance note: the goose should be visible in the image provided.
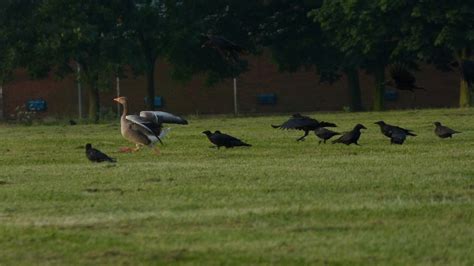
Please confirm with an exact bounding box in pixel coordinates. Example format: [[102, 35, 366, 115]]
[[113, 96, 188, 154]]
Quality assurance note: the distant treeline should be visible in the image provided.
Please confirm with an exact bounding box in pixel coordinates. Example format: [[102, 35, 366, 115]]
[[0, 1, 472, 120]]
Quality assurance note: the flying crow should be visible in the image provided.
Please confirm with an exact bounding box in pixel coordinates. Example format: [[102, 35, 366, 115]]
[[386, 63, 424, 92], [434, 122, 461, 139], [332, 124, 366, 145], [203, 130, 251, 149], [201, 34, 245, 62], [272, 113, 337, 141]]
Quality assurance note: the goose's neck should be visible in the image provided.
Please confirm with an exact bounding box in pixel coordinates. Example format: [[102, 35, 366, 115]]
[[121, 101, 128, 119]]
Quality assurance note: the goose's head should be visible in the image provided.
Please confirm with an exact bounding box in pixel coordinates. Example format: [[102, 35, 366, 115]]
[[113, 96, 127, 105]]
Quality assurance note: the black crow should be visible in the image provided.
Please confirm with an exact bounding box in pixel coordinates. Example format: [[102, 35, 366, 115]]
[[85, 144, 116, 163], [202, 130, 251, 149], [272, 113, 337, 141], [332, 124, 366, 145], [201, 34, 245, 62], [69, 119, 77, 125], [314, 127, 340, 144], [388, 127, 410, 145], [386, 64, 424, 92], [374, 121, 416, 144], [434, 122, 461, 138]]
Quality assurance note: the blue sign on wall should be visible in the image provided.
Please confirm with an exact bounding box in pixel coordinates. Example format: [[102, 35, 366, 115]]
[[257, 93, 277, 105], [144, 96, 163, 107], [26, 99, 47, 111], [384, 90, 399, 101]]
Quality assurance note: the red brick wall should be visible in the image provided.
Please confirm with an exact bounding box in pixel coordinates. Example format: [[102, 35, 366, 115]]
[[3, 53, 461, 119]]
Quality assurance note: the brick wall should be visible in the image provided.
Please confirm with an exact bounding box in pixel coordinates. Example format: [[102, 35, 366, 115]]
[[3, 53, 461, 119]]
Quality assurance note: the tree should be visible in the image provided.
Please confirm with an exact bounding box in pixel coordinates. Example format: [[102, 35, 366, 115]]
[[33, 0, 125, 122], [259, 1, 363, 111], [164, 0, 261, 84], [311, 0, 415, 111], [0, 0, 40, 85], [398, 1, 474, 107], [120, 0, 177, 110]]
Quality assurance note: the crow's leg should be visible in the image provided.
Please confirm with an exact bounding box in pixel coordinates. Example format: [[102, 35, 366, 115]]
[[318, 140, 322, 145], [296, 131, 309, 141], [323, 139, 327, 144]]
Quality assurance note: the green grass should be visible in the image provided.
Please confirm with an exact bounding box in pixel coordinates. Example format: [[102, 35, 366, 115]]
[[0, 108, 473, 265]]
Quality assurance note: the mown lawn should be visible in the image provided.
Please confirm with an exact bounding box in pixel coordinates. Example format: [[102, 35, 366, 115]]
[[0, 108, 473, 265]]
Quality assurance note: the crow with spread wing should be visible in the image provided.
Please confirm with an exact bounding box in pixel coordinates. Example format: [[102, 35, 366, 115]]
[[386, 63, 425, 92], [272, 113, 337, 141], [201, 34, 245, 63]]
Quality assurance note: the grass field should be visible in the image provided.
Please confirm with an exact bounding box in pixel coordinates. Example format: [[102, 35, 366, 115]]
[[0, 108, 473, 265]]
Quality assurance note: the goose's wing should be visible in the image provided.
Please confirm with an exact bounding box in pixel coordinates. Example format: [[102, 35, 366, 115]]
[[126, 115, 160, 137], [139, 111, 188, 125]]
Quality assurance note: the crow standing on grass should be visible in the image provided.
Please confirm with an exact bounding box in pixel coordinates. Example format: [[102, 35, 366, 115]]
[[85, 144, 116, 163], [272, 113, 337, 141], [332, 124, 366, 145], [374, 121, 416, 144], [202, 130, 251, 149], [434, 122, 461, 138], [314, 127, 340, 144]]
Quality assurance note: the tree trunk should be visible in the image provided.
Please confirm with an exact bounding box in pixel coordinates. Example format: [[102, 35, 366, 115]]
[[373, 65, 386, 111], [0, 83, 4, 120], [459, 48, 471, 107], [345, 68, 362, 111], [87, 76, 100, 123], [460, 78, 470, 108], [145, 59, 156, 110]]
